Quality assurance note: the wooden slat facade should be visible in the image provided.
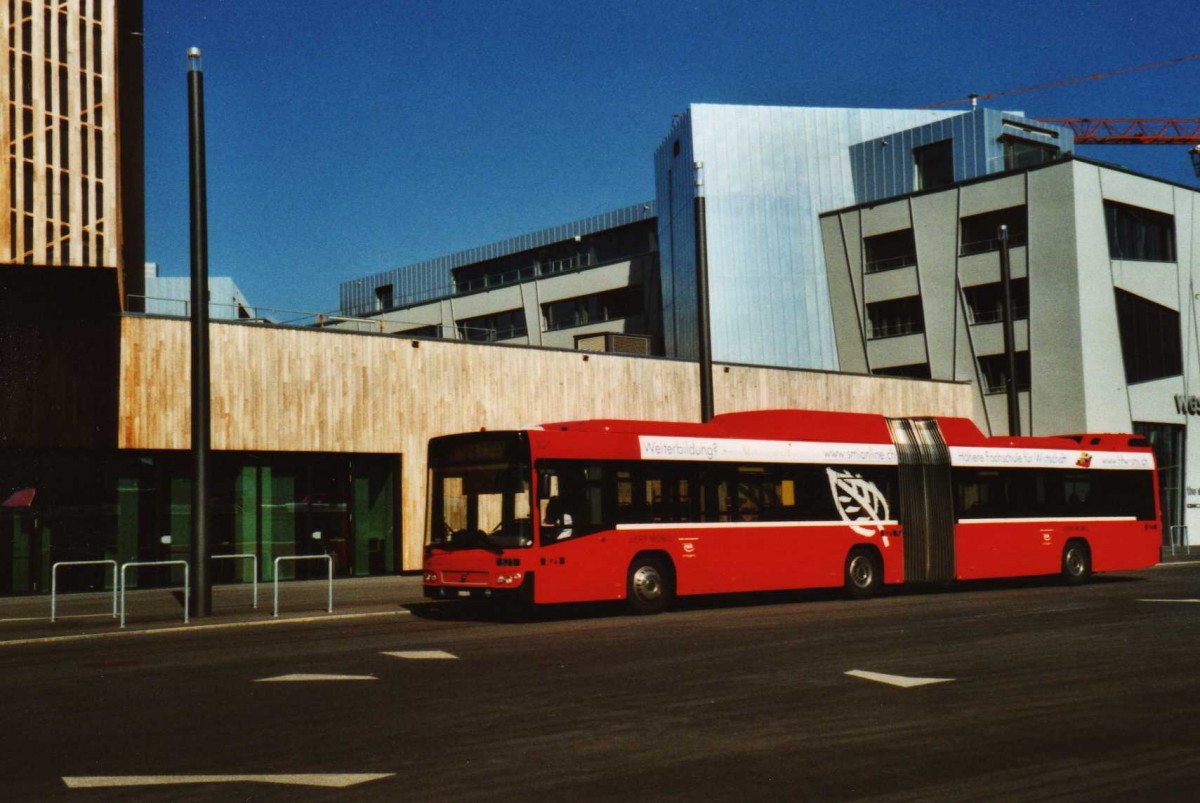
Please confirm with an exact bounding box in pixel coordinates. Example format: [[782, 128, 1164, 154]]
[[118, 317, 974, 570], [1, 0, 122, 281]]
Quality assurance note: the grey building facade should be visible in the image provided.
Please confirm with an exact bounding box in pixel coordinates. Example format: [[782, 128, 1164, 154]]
[[820, 156, 1198, 547], [337, 203, 659, 353]]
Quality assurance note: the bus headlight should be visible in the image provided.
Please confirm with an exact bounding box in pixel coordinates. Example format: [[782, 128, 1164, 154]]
[[423, 570, 439, 583], [496, 572, 523, 585]]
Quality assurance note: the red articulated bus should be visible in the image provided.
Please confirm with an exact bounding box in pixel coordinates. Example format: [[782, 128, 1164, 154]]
[[422, 410, 1161, 613]]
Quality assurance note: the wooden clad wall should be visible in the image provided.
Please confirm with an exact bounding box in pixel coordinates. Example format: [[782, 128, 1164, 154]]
[[119, 317, 974, 570], [1, 0, 122, 277]]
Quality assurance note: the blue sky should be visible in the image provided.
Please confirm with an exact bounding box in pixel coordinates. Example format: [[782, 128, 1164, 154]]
[[144, 1, 1198, 314]]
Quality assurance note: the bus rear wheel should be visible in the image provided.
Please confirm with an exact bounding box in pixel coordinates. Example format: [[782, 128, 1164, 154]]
[[1061, 540, 1092, 586], [844, 548, 882, 599], [626, 556, 673, 615]]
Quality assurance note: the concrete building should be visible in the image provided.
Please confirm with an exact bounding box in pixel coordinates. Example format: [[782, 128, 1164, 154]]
[[654, 104, 965, 368], [143, 262, 256, 320], [820, 155, 1198, 547], [342, 105, 1071, 372], [338, 203, 660, 354]]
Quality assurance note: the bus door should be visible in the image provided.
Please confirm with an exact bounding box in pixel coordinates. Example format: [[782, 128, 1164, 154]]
[[887, 418, 955, 584]]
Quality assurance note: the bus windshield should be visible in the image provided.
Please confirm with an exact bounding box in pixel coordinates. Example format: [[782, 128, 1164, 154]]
[[428, 433, 533, 550]]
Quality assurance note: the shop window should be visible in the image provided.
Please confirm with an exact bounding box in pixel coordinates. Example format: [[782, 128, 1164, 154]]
[[1133, 422, 1185, 540], [864, 229, 917, 274], [914, 140, 954, 191], [961, 206, 1027, 256], [963, 278, 1029, 324], [1105, 201, 1176, 262], [1115, 289, 1182, 384], [866, 296, 925, 340], [977, 352, 1030, 394]]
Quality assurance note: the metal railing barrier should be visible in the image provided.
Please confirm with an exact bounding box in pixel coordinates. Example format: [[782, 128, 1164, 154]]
[[1170, 524, 1190, 556], [272, 555, 334, 617], [120, 560, 189, 628], [212, 553, 259, 608], [51, 560, 118, 623]]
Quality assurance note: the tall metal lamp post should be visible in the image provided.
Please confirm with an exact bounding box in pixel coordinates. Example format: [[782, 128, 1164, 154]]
[[188, 47, 212, 617]]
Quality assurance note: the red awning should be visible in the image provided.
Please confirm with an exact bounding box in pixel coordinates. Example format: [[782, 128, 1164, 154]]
[[1, 488, 36, 509]]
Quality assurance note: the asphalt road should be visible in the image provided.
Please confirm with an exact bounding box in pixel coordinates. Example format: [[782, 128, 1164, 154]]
[[3, 564, 1199, 802]]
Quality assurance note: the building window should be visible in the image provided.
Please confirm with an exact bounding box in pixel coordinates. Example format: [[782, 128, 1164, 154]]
[[542, 286, 643, 331], [960, 206, 1027, 256], [914, 140, 954, 191], [866, 296, 925, 340], [872, 363, 931, 379], [978, 352, 1030, 394], [963, 278, 1030, 324], [374, 284, 394, 311], [1114, 289, 1182, 384], [1133, 422, 1185, 541], [1000, 136, 1059, 170], [457, 309, 528, 342], [1104, 201, 1176, 262], [400, 324, 441, 338], [864, 229, 917, 274]]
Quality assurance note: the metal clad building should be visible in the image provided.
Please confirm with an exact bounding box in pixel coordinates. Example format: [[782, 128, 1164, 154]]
[[654, 104, 962, 369], [849, 108, 1075, 204]]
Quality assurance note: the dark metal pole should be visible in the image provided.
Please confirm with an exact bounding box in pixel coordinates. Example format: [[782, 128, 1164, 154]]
[[998, 224, 1020, 436], [694, 161, 714, 423], [188, 47, 212, 617]]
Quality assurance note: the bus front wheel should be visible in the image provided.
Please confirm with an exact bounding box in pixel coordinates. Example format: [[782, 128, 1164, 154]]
[[1061, 540, 1092, 586], [844, 548, 883, 599], [626, 555, 673, 615]]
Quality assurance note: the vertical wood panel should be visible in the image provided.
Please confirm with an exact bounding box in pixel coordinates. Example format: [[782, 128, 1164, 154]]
[[65, 0, 81, 265], [29, 0, 45, 264], [0, 3, 11, 258]]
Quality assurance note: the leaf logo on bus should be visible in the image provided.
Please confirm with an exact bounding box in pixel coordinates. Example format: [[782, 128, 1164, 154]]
[[826, 468, 891, 537], [1076, 452, 1093, 468]]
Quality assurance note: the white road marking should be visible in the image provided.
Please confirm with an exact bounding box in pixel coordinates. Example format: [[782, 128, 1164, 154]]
[[0, 610, 411, 648], [1137, 598, 1200, 603], [62, 773, 394, 789], [382, 650, 458, 660], [845, 669, 954, 688], [255, 674, 377, 682]]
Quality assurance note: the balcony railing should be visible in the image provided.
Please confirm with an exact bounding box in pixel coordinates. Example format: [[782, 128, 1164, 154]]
[[864, 254, 917, 274], [866, 321, 924, 340], [967, 305, 1030, 325], [455, 252, 597, 294], [959, 231, 1027, 256]]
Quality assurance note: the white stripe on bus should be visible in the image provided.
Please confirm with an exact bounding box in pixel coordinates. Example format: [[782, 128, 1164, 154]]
[[638, 436, 898, 465], [615, 520, 899, 531], [948, 446, 1153, 470], [957, 516, 1136, 524]]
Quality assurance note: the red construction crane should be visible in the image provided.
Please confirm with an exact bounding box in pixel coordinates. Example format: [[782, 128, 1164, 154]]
[[1035, 119, 1200, 145], [922, 54, 1200, 174]]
